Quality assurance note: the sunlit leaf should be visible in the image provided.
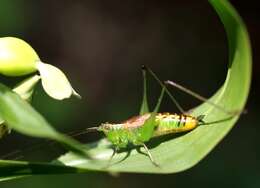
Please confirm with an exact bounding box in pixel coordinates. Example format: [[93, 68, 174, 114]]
[[0, 83, 90, 157], [58, 0, 252, 173], [0, 75, 41, 137]]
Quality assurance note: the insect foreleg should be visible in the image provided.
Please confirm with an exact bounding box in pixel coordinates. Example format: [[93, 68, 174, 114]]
[[108, 147, 117, 163], [104, 147, 117, 169]]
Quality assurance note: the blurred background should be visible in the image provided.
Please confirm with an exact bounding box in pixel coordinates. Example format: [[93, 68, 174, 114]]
[[0, 0, 259, 187]]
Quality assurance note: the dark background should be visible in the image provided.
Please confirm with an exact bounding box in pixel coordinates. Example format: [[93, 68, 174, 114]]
[[0, 0, 259, 187]]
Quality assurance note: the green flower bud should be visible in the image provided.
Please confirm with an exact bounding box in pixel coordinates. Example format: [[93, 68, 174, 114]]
[[0, 37, 80, 100], [0, 37, 39, 76]]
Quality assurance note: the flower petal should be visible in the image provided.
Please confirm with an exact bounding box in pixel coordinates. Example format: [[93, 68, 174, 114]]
[[37, 62, 80, 100]]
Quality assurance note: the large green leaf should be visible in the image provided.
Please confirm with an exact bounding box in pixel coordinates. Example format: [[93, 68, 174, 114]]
[[0, 75, 41, 138], [0, 0, 251, 181], [58, 0, 252, 173]]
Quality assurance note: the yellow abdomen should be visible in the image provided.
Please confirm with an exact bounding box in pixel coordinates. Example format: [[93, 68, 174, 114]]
[[153, 113, 199, 137]]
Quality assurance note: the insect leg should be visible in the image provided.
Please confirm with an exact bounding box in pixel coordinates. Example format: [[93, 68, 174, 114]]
[[138, 87, 165, 142], [141, 143, 159, 167], [139, 65, 150, 115], [109, 147, 117, 163], [142, 65, 186, 114], [165, 80, 244, 116], [103, 147, 117, 169]]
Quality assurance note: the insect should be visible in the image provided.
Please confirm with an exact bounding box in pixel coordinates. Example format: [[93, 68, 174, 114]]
[[76, 65, 239, 167]]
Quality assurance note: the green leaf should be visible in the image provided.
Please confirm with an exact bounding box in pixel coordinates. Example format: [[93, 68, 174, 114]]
[[0, 0, 252, 181], [36, 62, 81, 100], [0, 159, 87, 181], [0, 83, 91, 157], [58, 0, 252, 173], [12, 74, 41, 102], [0, 75, 41, 137]]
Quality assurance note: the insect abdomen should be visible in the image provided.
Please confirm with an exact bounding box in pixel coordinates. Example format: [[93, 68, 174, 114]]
[[153, 113, 198, 137]]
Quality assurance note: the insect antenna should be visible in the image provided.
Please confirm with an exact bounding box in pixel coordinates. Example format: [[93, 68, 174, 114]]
[[0, 150, 23, 160], [142, 65, 186, 114], [0, 126, 100, 160], [165, 80, 245, 116], [67, 127, 99, 137], [0, 139, 55, 160]]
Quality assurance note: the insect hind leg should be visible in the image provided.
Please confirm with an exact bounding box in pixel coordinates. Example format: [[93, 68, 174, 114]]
[[141, 65, 186, 114], [165, 80, 245, 116], [139, 65, 150, 115]]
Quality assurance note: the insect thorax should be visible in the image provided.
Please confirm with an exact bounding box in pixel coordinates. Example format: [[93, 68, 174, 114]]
[[99, 123, 139, 148]]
